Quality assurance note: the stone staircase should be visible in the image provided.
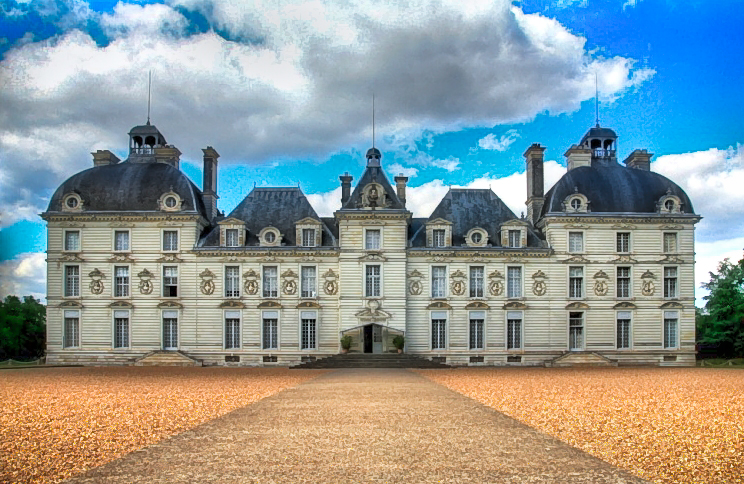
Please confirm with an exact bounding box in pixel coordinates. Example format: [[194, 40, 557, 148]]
[[133, 351, 203, 367], [291, 353, 452, 369], [547, 351, 617, 367]]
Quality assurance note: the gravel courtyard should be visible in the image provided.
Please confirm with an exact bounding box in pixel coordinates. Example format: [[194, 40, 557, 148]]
[[419, 367, 744, 484]]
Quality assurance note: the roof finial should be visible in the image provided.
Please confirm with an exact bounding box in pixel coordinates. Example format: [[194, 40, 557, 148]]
[[595, 72, 599, 128], [372, 92, 375, 149], [147, 70, 152, 126]]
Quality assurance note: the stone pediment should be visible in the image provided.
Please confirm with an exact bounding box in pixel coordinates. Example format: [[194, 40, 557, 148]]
[[157, 254, 183, 263], [610, 255, 637, 264], [109, 301, 133, 309], [295, 216, 321, 225], [359, 251, 387, 262], [660, 301, 684, 309], [565, 301, 589, 310], [217, 217, 245, 226], [108, 253, 135, 263], [427, 301, 452, 310], [427, 217, 453, 226], [465, 301, 489, 309], [564, 254, 591, 264], [297, 301, 321, 309], [503, 301, 527, 310], [356, 299, 391, 321], [613, 302, 637, 309], [58, 300, 83, 308], [258, 300, 282, 309], [158, 301, 183, 308], [220, 300, 246, 309]]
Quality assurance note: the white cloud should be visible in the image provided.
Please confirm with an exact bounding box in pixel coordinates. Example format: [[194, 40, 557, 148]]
[[478, 129, 520, 152], [306, 186, 342, 218], [622, 0, 643, 10], [0, 252, 46, 302], [387, 163, 419, 179]]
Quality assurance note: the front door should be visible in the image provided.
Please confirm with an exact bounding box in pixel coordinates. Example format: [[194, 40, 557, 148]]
[[163, 316, 178, 350], [363, 325, 373, 353], [569, 312, 583, 351], [373, 325, 383, 353]]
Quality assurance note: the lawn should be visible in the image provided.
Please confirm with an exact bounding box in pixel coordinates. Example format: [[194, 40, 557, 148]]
[[0, 367, 324, 484], [418, 367, 744, 484]]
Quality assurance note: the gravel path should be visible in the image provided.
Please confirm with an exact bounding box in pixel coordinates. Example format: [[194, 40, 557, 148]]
[[65, 369, 647, 483]]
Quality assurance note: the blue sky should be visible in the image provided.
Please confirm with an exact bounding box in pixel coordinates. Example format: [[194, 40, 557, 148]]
[[1, 0, 742, 304]]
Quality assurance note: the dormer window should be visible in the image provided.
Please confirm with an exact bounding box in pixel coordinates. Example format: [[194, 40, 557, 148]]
[[508, 230, 521, 248], [658, 193, 682, 214], [62, 193, 83, 212], [219, 217, 246, 247], [564, 193, 589, 213], [225, 229, 239, 247], [570, 198, 582, 210], [295, 218, 322, 248], [265, 232, 276, 243], [158, 191, 182, 212], [500, 220, 527, 248], [664, 200, 674, 211], [164, 196, 177, 209], [433, 229, 446, 248], [426, 219, 452, 248], [259, 227, 282, 247], [302, 229, 316, 247]]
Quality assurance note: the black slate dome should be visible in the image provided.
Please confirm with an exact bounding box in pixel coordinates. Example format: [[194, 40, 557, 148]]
[[47, 162, 207, 216], [542, 163, 694, 216]]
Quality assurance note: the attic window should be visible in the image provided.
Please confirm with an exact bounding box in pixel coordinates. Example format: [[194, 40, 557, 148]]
[[265, 232, 276, 243], [66, 197, 78, 209], [570, 198, 582, 210], [466, 227, 488, 247], [164, 196, 177, 208], [159, 191, 182, 212], [664, 200, 675, 211], [471, 232, 482, 244], [62, 193, 82, 212]]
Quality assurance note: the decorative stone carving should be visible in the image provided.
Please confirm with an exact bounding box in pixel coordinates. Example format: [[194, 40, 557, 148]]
[[243, 269, 260, 295], [158, 301, 183, 308], [259, 253, 283, 263], [157, 253, 183, 263], [58, 300, 83, 308], [659, 255, 684, 264], [660, 301, 684, 309], [281, 269, 297, 296], [503, 301, 527, 310], [532, 270, 547, 296], [465, 301, 489, 309], [429, 254, 449, 263], [450, 269, 467, 296], [426, 301, 452, 310], [565, 301, 590, 310], [199, 268, 216, 295], [611, 255, 637, 264], [109, 301, 133, 309], [488, 270, 504, 296], [322, 269, 338, 296], [258, 300, 282, 309], [613, 302, 637, 309], [220, 300, 246, 309], [355, 299, 392, 321], [108, 253, 135, 263], [137, 269, 154, 295], [88, 268, 105, 295], [641, 270, 656, 296], [359, 252, 387, 262], [593, 270, 609, 296], [407, 269, 423, 296], [59, 253, 84, 263], [565, 254, 591, 264], [297, 301, 321, 309]]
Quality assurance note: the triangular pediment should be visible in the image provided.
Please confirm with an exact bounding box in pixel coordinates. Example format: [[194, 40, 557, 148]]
[[427, 217, 453, 226], [339, 164, 406, 211], [217, 217, 245, 226], [295, 216, 321, 225]]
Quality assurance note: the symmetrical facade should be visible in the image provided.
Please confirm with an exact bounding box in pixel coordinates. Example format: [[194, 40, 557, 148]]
[[42, 121, 700, 366]]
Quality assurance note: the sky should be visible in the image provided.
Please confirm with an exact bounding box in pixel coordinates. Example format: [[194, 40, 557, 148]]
[[0, 0, 742, 305]]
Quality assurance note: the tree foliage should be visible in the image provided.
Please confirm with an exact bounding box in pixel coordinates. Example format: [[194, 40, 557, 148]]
[[0, 295, 46, 360], [700, 257, 744, 358]]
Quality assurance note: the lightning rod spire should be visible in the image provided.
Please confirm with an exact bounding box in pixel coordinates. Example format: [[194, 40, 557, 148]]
[[147, 70, 152, 126], [595, 72, 599, 128], [372, 93, 375, 149]]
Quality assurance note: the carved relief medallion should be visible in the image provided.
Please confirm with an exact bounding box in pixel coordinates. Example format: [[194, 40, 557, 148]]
[[488, 270, 504, 296], [138, 269, 154, 295], [641, 270, 656, 296], [532, 270, 547, 297], [88, 268, 105, 295], [243, 269, 260, 295], [199, 268, 216, 295], [593, 270, 609, 296]]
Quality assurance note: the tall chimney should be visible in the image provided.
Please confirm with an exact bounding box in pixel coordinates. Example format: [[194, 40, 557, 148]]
[[394, 173, 408, 206], [154, 145, 181, 169], [202, 146, 220, 221], [92, 150, 120, 167], [565, 144, 592, 171], [524, 143, 545, 226], [624, 149, 652, 171], [340, 172, 353, 206]]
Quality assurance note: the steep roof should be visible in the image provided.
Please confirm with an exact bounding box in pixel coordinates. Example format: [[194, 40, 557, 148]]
[[340, 165, 406, 211]]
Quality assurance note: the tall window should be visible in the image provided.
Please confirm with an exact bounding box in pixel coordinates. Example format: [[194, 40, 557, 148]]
[[301, 312, 317, 350], [507, 266, 522, 298], [508, 230, 521, 248], [114, 310, 129, 348], [262, 311, 278, 349], [263, 266, 278, 297], [65, 265, 80, 297], [114, 266, 129, 297], [617, 311, 631, 349], [569, 312, 584, 350], [301, 266, 316, 298], [163, 266, 178, 297], [617, 232, 630, 253], [617, 267, 631, 298], [365, 265, 381, 297], [469, 266, 484, 298], [664, 311, 678, 349], [431, 266, 447, 298], [365, 229, 381, 249], [162, 311, 178, 350], [433, 229, 446, 248], [663, 233, 677, 253], [469, 311, 484, 350], [225, 229, 239, 247], [569, 266, 583, 298], [302, 229, 316, 247], [224, 311, 241, 349], [163, 230, 178, 251], [507, 311, 522, 350], [225, 266, 240, 298], [431, 312, 446, 349], [63, 310, 80, 348], [114, 230, 129, 251], [664, 267, 678, 298], [568, 232, 584, 253], [64, 231, 80, 251]]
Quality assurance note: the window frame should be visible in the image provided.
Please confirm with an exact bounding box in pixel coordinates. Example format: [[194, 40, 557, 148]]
[[568, 266, 584, 299], [469, 265, 485, 298], [299, 310, 318, 351], [508, 229, 521, 248], [262, 265, 279, 298], [430, 265, 448, 299], [113, 265, 131, 298], [663, 266, 678, 299], [364, 228, 382, 250], [364, 263, 382, 298], [616, 310, 632, 350], [262, 310, 280, 350], [506, 265, 523, 299], [301, 228, 317, 248], [616, 231, 631, 253], [225, 228, 240, 247], [113, 309, 130, 349], [162, 265, 179, 298], [113, 229, 130, 252], [432, 229, 446, 248], [63, 309, 80, 349], [224, 265, 241, 299], [506, 310, 523, 351], [63, 229, 81, 252], [663, 310, 679, 349], [430, 310, 448, 351], [663, 232, 678, 254], [162, 229, 179, 252], [568, 311, 585, 351], [468, 310, 485, 351], [64, 264, 80, 298], [568, 231, 584, 253], [161, 309, 179, 350], [300, 265, 317, 298], [224, 309, 242, 350], [616, 266, 631, 299]]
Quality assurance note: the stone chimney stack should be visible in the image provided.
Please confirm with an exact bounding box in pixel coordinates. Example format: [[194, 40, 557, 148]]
[[394, 173, 408, 206], [154, 145, 181, 169], [624, 149, 653, 171], [524, 143, 545, 226], [340, 172, 353, 206], [92, 150, 120, 167], [202, 146, 220, 221], [565, 145, 592, 171]]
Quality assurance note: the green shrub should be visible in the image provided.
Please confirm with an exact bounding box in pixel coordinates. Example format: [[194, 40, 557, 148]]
[[393, 335, 405, 350], [340, 335, 352, 350]]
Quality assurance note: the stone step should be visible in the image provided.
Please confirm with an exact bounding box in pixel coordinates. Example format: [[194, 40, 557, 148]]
[[292, 353, 450, 369], [133, 351, 202, 367], [548, 351, 617, 367]]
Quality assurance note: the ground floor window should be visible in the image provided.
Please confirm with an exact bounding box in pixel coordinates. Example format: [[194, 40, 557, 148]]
[[301, 311, 317, 350], [431, 311, 447, 350], [225, 310, 241, 349], [469, 311, 484, 350], [162, 310, 178, 350], [507, 311, 522, 350], [617, 311, 631, 349], [64, 310, 80, 348], [569, 312, 584, 351], [664, 311, 679, 349], [114, 310, 129, 348], [263, 311, 278, 350]]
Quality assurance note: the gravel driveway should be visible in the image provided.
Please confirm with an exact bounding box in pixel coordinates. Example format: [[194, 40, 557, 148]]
[[65, 369, 647, 483]]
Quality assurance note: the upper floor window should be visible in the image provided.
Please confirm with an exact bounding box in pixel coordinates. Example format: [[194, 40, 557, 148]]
[[301, 266, 317, 298], [65, 265, 80, 297], [163, 266, 178, 297], [508, 230, 521, 248], [302, 229, 317, 248], [433, 229, 446, 248], [469, 266, 484, 298], [664, 267, 678, 298], [114, 266, 129, 297], [568, 232, 584, 253], [431, 266, 447, 298], [365, 229, 380, 249], [225, 229, 239, 247], [64, 231, 80, 251], [365, 265, 381, 297], [225, 266, 240, 298], [663, 233, 677, 253], [507, 266, 522, 298], [616, 232, 630, 253], [617, 267, 631, 298], [114, 230, 129, 251], [163, 230, 178, 251], [569, 266, 584, 298], [263, 266, 278, 298]]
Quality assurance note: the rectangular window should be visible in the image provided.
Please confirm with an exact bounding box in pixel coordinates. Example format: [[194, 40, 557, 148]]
[[469, 311, 484, 350], [663, 233, 677, 253], [64, 231, 80, 251], [225, 229, 239, 247], [568, 232, 584, 253], [263, 266, 278, 298], [664, 267, 678, 298], [508, 230, 521, 248], [617, 311, 631, 349], [365, 229, 381, 249], [114, 310, 129, 348], [302, 228, 316, 247], [433, 229, 446, 248], [617, 267, 631, 298], [617, 232, 630, 253], [569, 266, 583, 298], [225, 266, 240, 298], [469, 266, 484, 298], [63, 310, 80, 348], [262, 311, 278, 349], [664, 311, 678, 349], [365, 265, 381, 297], [431, 311, 447, 350], [65, 265, 80, 297], [301, 312, 317, 350], [114, 230, 129, 251], [163, 230, 178, 251], [224, 310, 241, 349], [431, 266, 447, 298], [114, 266, 129, 297], [162, 310, 178, 350], [301, 266, 316, 298], [507, 311, 522, 350], [569, 312, 584, 350], [507, 266, 522, 298], [163, 266, 178, 297]]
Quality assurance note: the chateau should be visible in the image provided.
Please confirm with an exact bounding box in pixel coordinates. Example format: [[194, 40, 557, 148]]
[[42, 119, 700, 367]]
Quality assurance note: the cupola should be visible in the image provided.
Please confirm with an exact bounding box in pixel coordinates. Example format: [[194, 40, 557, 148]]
[[366, 147, 381, 167], [128, 122, 167, 162], [579, 124, 617, 164]]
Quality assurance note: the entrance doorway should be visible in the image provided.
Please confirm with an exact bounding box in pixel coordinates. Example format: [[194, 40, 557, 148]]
[[163, 313, 178, 350], [363, 324, 383, 353]]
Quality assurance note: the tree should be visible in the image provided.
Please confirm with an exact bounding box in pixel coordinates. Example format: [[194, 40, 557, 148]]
[[0, 295, 46, 360], [700, 257, 744, 358]]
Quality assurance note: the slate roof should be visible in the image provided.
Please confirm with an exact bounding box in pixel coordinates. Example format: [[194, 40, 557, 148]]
[[542, 163, 695, 216], [46, 162, 207, 217], [341, 165, 406, 211]]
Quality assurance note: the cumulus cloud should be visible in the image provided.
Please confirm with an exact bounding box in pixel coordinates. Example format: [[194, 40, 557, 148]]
[[0, 252, 46, 301], [478, 129, 520, 152], [387, 163, 419, 179]]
